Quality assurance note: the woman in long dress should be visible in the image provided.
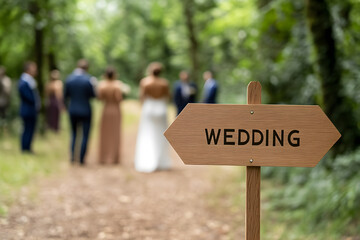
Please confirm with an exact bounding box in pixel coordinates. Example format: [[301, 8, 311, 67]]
[[98, 67, 123, 164], [46, 70, 63, 132], [135, 62, 171, 172]]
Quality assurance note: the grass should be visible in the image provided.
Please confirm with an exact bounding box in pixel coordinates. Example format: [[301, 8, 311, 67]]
[[260, 179, 350, 240], [208, 167, 356, 240], [0, 114, 69, 216]]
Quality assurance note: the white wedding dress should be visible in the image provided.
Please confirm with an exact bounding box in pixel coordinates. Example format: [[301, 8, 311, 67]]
[[135, 97, 171, 172]]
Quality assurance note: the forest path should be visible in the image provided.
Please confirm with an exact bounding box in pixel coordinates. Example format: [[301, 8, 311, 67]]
[[1, 101, 244, 240]]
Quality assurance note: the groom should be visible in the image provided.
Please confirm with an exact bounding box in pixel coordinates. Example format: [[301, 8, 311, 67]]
[[64, 59, 96, 165]]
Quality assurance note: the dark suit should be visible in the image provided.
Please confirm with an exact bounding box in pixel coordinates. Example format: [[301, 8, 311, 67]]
[[18, 74, 40, 152], [64, 69, 96, 164], [174, 81, 197, 115], [203, 78, 218, 104]]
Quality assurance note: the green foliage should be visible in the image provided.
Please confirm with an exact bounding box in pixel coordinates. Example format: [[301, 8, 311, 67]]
[[262, 148, 360, 238], [255, 0, 360, 237], [252, 0, 318, 105], [1, 0, 360, 237], [0, 0, 78, 76]]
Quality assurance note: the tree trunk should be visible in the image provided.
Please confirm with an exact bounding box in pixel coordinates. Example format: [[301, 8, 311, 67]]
[[48, 10, 57, 71], [35, 25, 44, 98], [183, 0, 200, 83], [306, 0, 360, 155], [48, 52, 57, 71], [29, 0, 46, 133]]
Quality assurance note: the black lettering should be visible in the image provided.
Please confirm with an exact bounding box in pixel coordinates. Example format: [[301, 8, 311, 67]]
[[224, 129, 235, 145], [273, 130, 284, 146], [205, 128, 221, 145], [288, 130, 300, 147], [265, 129, 269, 146], [252, 129, 263, 145], [238, 129, 250, 145]]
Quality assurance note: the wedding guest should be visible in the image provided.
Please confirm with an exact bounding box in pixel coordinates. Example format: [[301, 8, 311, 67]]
[[64, 59, 96, 165], [45, 69, 63, 132], [18, 61, 40, 153], [202, 71, 218, 104], [97, 67, 123, 164], [135, 62, 171, 172], [0, 66, 12, 119], [174, 70, 197, 115]]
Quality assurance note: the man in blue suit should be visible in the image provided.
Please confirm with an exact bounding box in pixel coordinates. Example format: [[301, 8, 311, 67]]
[[64, 59, 96, 165], [173, 71, 198, 115], [202, 71, 218, 104], [18, 61, 40, 153]]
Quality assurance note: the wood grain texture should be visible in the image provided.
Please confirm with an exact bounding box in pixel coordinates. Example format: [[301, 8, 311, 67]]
[[164, 103, 341, 167], [246, 81, 261, 240], [247, 81, 261, 104], [246, 166, 260, 240]]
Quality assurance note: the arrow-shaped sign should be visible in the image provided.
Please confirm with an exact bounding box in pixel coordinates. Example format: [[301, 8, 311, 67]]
[[164, 104, 341, 167]]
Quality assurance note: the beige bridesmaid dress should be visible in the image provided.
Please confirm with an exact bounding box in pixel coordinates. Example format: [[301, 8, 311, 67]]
[[98, 80, 122, 164]]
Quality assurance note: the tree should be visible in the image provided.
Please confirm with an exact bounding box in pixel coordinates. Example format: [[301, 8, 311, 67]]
[[182, 0, 200, 83], [306, 0, 360, 155], [29, 0, 45, 115]]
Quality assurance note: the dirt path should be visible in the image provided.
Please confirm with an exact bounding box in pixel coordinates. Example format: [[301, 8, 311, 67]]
[[0, 101, 244, 240]]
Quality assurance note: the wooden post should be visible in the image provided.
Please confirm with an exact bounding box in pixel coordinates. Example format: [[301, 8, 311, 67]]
[[246, 81, 261, 240]]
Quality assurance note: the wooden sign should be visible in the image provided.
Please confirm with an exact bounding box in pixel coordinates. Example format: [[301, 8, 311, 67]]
[[164, 81, 341, 240], [164, 104, 340, 167]]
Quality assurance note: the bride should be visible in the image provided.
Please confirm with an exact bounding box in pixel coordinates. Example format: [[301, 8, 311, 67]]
[[135, 62, 171, 172]]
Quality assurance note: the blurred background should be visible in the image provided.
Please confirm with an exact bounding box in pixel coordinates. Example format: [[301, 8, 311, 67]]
[[0, 0, 360, 239]]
